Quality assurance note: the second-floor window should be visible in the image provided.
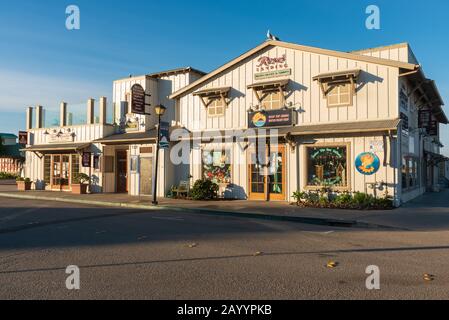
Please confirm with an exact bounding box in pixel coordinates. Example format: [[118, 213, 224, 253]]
[[207, 97, 225, 117], [261, 91, 282, 110], [327, 83, 352, 107]]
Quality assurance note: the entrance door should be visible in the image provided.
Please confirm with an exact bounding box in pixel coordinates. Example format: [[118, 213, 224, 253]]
[[116, 151, 128, 193], [248, 145, 286, 201], [51, 155, 70, 190], [139, 157, 153, 195]]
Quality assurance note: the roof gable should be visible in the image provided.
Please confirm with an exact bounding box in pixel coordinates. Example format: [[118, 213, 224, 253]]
[[169, 40, 419, 99]]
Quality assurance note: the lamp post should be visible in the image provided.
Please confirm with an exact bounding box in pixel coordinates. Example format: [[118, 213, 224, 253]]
[[152, 104, 166, 205]]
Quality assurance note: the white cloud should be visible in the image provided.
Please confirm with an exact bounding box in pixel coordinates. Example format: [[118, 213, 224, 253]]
[[0, 69, 110, 112]]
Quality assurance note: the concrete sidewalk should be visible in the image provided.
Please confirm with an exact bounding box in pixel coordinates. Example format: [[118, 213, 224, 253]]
[[0, 182, 448, 230]]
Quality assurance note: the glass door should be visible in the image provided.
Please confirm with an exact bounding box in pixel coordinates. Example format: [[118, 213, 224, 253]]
[[248, 145, 286, 201], [51, 155, 71, 190]]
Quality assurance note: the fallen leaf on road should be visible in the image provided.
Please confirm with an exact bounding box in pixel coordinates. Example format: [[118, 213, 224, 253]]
[[253, 251, 263, 256], [188, 243, 198, 248], [423, 274, 435, 281], [326, 261, 339, 268]]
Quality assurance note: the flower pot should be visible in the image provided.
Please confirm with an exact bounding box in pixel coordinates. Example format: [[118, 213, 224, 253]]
[[71, 184, 88, 194], [17, 181, 31, 191]]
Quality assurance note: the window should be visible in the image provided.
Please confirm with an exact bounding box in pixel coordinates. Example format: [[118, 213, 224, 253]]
[[207, 97, 225, 117], [306, 145, 348, 187], [71, 154, 80, 184], [402, 156, 419, 190], [202, 150, 231, 184], [261, 91, 282, 110], [44, 155, 51, 184], [327, 83, 352, 107]]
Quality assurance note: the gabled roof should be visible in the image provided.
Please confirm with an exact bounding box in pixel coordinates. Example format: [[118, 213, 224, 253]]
[[169, 40, 419, 100]]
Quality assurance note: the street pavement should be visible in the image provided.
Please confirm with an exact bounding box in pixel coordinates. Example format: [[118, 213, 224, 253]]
[[1, 197, 449, 299]]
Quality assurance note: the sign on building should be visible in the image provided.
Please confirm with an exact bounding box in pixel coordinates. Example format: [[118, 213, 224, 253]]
[[82, 152, 91, 168], [248, 109, 295, 128], [131, 84, 147, 115], [18, 131, 28, 145]]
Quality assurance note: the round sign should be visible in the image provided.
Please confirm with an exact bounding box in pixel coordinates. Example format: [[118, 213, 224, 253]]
[[355, 152, 381, 176], [251, 112, 267, 127]]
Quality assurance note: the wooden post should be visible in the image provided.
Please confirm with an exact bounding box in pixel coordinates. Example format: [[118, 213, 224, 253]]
[[35, 105, 43, 129], [99, 97, 107, 124], [26, 107, 33, 130]]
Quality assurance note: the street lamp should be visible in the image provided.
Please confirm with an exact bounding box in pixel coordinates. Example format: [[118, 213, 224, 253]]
[[152, 104, 166, 205]]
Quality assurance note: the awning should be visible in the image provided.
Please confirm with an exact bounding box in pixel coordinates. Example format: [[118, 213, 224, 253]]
[[193, 87, 231, 108], [401, 68, 448, 124], [94, 129, 157, 145], [247, 79, 289, 91], [247, 79, 290, 105], [313, 69, 361, 83], [193, 86, 231, 97], [278, 119, 401, 136], [22, 143, 91, 153]]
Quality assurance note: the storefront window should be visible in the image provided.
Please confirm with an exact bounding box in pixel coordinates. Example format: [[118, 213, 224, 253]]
[[202, 150, 231, 184], [306, 146, 348, 187]]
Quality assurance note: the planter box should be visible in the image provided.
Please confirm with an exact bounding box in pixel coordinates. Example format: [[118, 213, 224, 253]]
[[71, 184, 88, 195], [17, 181, 31, 191]]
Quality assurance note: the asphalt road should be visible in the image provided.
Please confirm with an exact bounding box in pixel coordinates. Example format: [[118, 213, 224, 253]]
[[0, 197, 449, 300]]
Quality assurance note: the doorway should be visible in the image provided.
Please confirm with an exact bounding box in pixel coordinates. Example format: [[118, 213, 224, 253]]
[[51, 155, 71, 190], [116, 150, 128, 193], [139, 157, 153, 195], [248, 145, 286, 201]]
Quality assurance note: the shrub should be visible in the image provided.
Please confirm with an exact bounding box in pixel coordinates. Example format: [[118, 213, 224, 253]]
[[0, 172, 18, 180], [190, 179, 219, 200], [72, 173, 90, 184], [334, 192, 353, 207], [292, 191, 306, 204]]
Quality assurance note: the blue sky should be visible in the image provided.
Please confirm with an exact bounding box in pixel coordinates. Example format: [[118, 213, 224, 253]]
[[0, 0, 448, 155]]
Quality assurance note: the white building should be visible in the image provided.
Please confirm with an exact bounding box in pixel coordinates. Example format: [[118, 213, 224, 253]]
[[23, 40, 448, 205]]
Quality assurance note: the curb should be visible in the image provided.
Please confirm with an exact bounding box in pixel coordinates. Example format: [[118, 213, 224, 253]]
[[0, 192, 397, 230]]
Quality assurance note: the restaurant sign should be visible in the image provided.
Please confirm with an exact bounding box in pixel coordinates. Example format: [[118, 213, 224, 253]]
[[419, 109, 438, 136], [131, 84, 147, 115], [248, 109, 295, 128], [255, 54, 291, 80], [355, 152, 380, 176]]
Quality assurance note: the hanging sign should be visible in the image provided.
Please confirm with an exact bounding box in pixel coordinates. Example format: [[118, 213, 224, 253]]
[[82, 152, 91, 168], [131, 84, 146, 115], [248, 109, 295, 128], [159, 121, 170, 149], [18, 131, 28, 145], [355, 152, 380, 176]]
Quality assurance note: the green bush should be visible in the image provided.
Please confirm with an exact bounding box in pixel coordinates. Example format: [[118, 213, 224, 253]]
[[292, 190, 393, 210], [16, 177, 30, 183], [190, 179, 219, 200], [0, 172, 18, 180]]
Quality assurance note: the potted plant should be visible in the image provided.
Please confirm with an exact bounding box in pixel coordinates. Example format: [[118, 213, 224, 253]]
[[16, 177, 31, 191], [71, 173, 90, 194]]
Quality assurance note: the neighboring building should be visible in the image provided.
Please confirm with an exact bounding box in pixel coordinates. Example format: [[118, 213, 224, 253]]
[[0, 133, 24, 175], [23, 67, 204, 195], [22, 39, 448, 205]]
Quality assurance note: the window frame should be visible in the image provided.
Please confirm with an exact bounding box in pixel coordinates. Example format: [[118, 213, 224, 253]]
[[326, 82, 354, 108], [402, 155, 420, 191], [261, 90, 282, 110], [303, 142, 352, 191], [206, 96, 225, 118]]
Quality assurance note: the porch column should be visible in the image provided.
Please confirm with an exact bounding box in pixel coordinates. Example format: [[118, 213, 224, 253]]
[[87, 98, 95, 124], [99, 97, 107, 124], [35, 105, 43, 129], [60, 102, 67, 127]]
